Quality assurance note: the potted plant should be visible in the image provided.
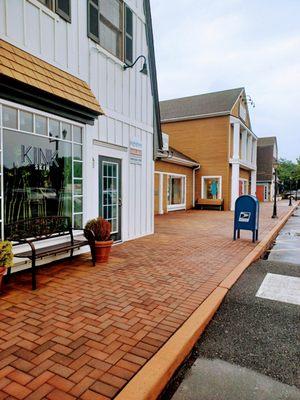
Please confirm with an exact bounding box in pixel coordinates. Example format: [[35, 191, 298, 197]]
[[84, 217, 113, 263], [0, 241, 14, 293]]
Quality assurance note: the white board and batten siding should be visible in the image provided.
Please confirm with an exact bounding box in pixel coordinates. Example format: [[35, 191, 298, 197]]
[[0, 0, 155, 241]]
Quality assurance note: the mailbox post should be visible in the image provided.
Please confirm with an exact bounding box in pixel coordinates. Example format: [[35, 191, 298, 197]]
[[233, 195, 259, 243]]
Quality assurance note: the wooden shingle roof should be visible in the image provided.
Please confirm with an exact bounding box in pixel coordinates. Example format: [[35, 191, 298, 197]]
[[0, 40, 103, 115]]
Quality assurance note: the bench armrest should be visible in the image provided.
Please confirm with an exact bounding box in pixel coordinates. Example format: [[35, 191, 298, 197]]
[[83, 229, 95, 244]]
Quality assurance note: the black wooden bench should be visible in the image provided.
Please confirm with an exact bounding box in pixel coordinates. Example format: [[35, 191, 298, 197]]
[[5, 216, 95, 290]]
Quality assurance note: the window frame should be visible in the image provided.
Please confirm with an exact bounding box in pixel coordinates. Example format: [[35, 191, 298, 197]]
[[55, 0, 72, 23], [167, 173, 186, 211], [88, 0, 133, 63], [201, 176, 223, 200]]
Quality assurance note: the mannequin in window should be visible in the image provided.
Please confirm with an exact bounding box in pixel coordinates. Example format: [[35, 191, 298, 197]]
[[211, 180, 218, 199]]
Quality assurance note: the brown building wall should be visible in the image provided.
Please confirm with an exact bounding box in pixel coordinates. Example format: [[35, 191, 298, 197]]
[[154, 160, 194, 214], [162, 116, 231, 210]]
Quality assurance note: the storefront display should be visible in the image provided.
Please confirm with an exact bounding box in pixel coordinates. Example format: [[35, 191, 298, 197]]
[[0, 104, 84, 238]]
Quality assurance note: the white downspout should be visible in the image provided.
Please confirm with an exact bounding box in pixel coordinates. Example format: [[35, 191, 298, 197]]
[[193, 165, 200, 207]]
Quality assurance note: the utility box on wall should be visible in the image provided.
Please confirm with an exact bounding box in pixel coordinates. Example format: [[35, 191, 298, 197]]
[[233, 195, 259, 243]]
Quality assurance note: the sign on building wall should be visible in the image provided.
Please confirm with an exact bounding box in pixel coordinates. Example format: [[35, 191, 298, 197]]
[[239, 103, 247, 121], [162, 133, 169, 151], [130, 138, 142, 165]]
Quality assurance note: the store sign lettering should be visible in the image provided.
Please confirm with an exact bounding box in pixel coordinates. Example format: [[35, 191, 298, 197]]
[[21, 145, 59, 170]]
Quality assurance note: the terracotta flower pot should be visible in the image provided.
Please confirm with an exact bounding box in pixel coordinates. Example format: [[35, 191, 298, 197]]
[[94, 240, 113, 263], [0, 266, 6, 294]]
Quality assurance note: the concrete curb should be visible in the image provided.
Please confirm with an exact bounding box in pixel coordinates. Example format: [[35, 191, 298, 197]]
[[220, 203, 298, 290], [115, 203, 298, 400]]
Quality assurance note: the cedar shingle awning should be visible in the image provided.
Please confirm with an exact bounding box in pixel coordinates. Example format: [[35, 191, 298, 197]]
[[0, 40, 103, 124]]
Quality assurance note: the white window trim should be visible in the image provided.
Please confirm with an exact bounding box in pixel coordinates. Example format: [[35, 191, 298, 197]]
[[201, 176, 222, 200], [239, 178, 249, 195], [166, 173, 186, 212]]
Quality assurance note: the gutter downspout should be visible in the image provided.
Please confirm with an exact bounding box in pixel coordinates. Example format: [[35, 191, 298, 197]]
[[193, 165, 200, 208]]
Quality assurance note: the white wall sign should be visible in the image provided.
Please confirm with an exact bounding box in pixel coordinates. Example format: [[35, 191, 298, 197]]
[[130, 138, 142, 165], [239, 103, 247, 121], [162, 133, 169, 151]]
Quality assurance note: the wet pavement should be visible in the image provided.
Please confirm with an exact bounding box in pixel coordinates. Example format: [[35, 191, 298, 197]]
[[166, 207, 300, 400], [268, 208, 300, 264]]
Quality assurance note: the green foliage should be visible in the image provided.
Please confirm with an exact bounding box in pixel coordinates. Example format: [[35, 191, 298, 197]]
[[278, 158, 300, 181], [0, 241, 14, 269], [84, 217, 111, 242]]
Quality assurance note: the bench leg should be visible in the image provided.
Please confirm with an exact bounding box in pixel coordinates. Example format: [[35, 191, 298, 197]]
[[32, 258, 37, 290], [89, 244, 96, 266]]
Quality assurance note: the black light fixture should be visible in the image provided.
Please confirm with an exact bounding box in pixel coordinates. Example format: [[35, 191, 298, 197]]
[[123, 55, 148, 75], [272, 160, 278, 218]]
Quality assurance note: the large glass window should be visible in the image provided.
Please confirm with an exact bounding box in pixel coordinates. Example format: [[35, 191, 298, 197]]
[[1, 105, 83, 237], [167, 175, 186, 210], [202, 177, 221, 199]]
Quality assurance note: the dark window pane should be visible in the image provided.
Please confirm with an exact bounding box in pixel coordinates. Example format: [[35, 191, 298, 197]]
[[74, 196, 83, 213], [125, 36, 133, 64], [55, 0, 71, 22], [125, 6, 133, 37], [74, 214, 83, 229], [74, 179, 83, 195], [3, 130, 72, 230], [38, 0, 53, 9], [74, 162, 82, 178], [88, 2, 99, 40]]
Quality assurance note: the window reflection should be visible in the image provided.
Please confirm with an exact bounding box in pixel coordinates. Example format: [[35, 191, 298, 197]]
[[4, 130, 72, 231]]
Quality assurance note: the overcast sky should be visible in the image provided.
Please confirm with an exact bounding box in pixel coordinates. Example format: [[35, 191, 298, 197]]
[[151, 0, 300, 161]]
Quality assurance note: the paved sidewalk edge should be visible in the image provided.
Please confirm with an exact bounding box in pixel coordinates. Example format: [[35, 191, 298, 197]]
[[114, 203, 298, 400], [220, 203, 299, 290], [115, 287, 228, 400]]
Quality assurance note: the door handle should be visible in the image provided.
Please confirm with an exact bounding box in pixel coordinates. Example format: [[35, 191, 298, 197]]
[[118, 198, 122, 207]]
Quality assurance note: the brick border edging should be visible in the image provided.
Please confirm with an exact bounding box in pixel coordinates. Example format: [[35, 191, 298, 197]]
[[115, 203, 299, 400]]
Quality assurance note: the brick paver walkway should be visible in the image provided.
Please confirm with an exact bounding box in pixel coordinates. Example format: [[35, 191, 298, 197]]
[[0, 202, 291, 399]]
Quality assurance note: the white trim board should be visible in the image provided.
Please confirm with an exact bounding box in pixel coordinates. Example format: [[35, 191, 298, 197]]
[[201, 175, 222, 200]]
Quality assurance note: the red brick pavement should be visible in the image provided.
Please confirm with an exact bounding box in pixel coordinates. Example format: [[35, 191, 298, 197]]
[[0, 202, 291, 399]]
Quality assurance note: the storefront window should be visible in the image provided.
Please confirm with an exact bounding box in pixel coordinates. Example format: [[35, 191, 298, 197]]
[[203, 177, 221, 199], [1, 105, 84, 237], [167, 175, 185, 209]]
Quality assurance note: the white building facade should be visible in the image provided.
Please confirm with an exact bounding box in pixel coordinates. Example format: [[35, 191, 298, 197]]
[[0, 0, 161, 269]]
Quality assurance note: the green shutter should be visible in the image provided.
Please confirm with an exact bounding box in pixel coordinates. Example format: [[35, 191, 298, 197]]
[[87, 0, 100, 43], [55, 0, 71, 22], [125, 5, 133, 64]]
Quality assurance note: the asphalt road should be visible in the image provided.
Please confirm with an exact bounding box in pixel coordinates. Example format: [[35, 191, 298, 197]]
[[162, 260, 300, 400]]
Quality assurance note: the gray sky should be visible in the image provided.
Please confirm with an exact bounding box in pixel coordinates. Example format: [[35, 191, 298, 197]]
[[151, 0, 300, 161]]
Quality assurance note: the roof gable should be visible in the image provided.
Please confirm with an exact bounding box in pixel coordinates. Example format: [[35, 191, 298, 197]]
[[160, 87, 244, 122]]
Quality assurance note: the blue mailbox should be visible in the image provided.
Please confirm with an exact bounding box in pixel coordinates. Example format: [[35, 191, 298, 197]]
[[233, 195, 259, 243]]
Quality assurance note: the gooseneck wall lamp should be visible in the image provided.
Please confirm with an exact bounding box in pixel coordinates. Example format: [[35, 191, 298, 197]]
[[123, 55, 148, 75]]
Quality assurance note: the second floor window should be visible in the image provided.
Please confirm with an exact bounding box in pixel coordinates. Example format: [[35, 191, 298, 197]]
[[88, 0, 133, 63], [37, 0, 71, 22]]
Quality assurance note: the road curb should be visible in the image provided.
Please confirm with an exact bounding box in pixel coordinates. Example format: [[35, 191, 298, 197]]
[[220, 203, 298, 290], [115, 203, 298, 400]]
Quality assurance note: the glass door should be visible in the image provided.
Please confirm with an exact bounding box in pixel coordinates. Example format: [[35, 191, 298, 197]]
[[99, 156, 122, 242]]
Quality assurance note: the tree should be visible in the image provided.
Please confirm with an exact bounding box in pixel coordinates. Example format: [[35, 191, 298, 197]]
[[277, 158, 300, 191]]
